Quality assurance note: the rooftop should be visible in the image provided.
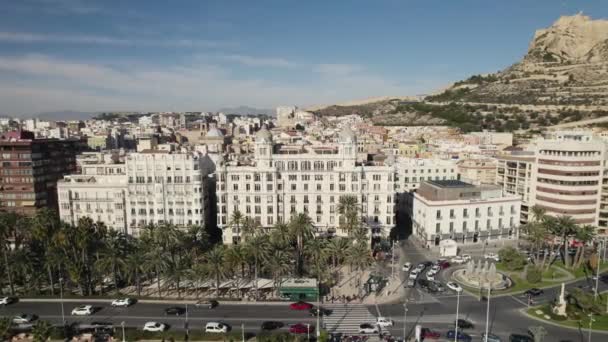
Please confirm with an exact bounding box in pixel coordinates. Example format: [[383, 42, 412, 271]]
[[426, 179, 474, 188]]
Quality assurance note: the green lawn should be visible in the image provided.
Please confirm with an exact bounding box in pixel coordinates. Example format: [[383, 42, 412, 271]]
[[527, 305, 608, 331]]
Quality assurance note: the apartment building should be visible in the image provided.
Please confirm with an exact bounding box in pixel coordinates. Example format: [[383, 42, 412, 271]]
[[125, 151, 212, 236], [393, 158, 458, 193], [0, 130, 84, 216], [57, 163, 128, 232], [457, 158, 497, 185], [411, 180, 521, 247], [496, 131, 608, 235], [216, 126, 396, 244]]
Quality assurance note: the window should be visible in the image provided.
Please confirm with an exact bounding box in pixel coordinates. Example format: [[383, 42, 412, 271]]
[[450, 209, 455, 219], [435, 223, 440, 233], [463, 221, 467, 231], [291, 184, 296, 191], [486, 219, 491, 230], [436, 210, 442, 219], [463, 209, 468, 218]]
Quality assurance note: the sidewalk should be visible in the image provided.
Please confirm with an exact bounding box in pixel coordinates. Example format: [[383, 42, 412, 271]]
[[18, 298, 291, 306]]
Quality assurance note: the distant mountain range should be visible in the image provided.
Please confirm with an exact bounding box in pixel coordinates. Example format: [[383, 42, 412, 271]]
[[33, 111, 98, 121], [217, 106, 273, 116]]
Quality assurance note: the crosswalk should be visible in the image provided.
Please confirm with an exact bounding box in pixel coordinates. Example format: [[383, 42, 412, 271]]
[[322, 304, 376, 333]]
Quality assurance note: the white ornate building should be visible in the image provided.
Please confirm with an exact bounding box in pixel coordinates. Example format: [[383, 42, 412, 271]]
[[216, 126, 396, 244]]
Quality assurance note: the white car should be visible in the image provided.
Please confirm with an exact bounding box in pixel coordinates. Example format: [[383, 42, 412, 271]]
[[451, 256, 465, 264], [111, 298, 135, 307], [426, 272, 436, 281], [376, 317, 393, 327], [71, 305, 94, 316], [409, 270, 419, 280], [430, 265, 441, 274], [0, 297, 16, 305], [359, 323, 379, 334], [402, 262, 412, 272], [143, 322, 166, 332], [446, 282, 463, 293], [462, 254, 472, 262], [484, 253, 500, 262], [205, 322, 229, 333], [12, 314, 36, 324]]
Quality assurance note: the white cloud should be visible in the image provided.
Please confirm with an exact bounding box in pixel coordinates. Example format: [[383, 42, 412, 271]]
[[0, 32, 234, 48], [0, 54, 439, 115], [313, 63, 363, 76], [220, 54, 297, 68]]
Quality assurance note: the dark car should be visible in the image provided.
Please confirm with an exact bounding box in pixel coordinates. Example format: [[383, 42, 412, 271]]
[[164, 306, 186, 316], [455, 319, 474, 329], [509, 334, 533, 342], [421, 328, 441, 339], [446, 330, 472, 342], [422, 261, 433, 267], [524, 288, 543, 297], [261, 321, 284, 330], [195, 299, 219, 309], [418, 279, 430, 288], [438, 261, 451, 269], [309, 307, 332, 316]]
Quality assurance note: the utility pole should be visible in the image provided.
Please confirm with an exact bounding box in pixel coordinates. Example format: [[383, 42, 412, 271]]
[[484, 286, 491, 342], [241, 323, 245, 342], [391, 240, 396, 279], [595, 253, 601, 300], [454, 289, 461, 342], [588, 313, 594, 342], [403, 299, 408, 341], [316, 289, 321, 340], [59, 277, 65, 327], [121, 321, 125, 342]]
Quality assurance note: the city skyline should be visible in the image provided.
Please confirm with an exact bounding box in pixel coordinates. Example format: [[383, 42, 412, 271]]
[[0, 0, 607, 115]]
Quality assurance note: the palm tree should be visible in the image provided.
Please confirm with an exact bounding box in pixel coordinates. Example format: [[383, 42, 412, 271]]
[[144, 249, 169, 297], [550, 216, 578, 268], [289, 213, 314, 275], [574, 225, 596, 268], [125, 249, 147, 297], [189, 262, 209, 299], [229, 210, 244, 243], [225, 244, 247, 278], [30, 209, 61, 295], [0, 317, 11, 341], [204, 245, 227, 296], [96, 230, 128, 295], [0, 212, 19, 295], [166, 257, 191, 298], [263, 250, 291, 297], [324, 238, 350, 269], [270, 223, 290, 247], [348, 243, 373, 276], [31, 320, 53, 342], [304, 239, 328, 281], [338, 195, 359, 237], [244, 236, 270, 299]]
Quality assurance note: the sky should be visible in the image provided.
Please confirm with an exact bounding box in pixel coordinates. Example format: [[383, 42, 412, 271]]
[[0, 0, 607, 116]]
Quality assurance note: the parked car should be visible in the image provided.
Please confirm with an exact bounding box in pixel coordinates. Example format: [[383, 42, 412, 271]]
[[421, 328, 441, 339], [484, 253, 500, 262], [426, 272, 436, 281], [446, 330, 472, 342], [111, 298, 135, 307], [261, 321, 284, 331], [205, 322, 229, 333], [376, 317, 393, 327], [451, 256, 466, 264], [71, 305, 94, 316], [509, 334, 533, 342], [143, 322, 166, 332], [462, 254, 472, 262], [358, 323, 379, 334], [195, 299, 219, 309], [524, 288, 543, 297], [12, 314, 36, 324], [482, 332, 502, 342], [409, 270, 420, 280], [405, 278, 416, 288], [446, 281, 463, 293], [438, 261, 451, 269], [309, 307, 332, 316], [0, 297, 17, 305], [431, 281, 445, 292], [290, 301, 314, 310], [455, 319, 474, 329], [418, 279, 430, 288], [289, 323, 313, 334], [430, 265, 441, 273], [402, 262, 412, 272], [164, 306, 186, 316], [415, 263, 426, 271]]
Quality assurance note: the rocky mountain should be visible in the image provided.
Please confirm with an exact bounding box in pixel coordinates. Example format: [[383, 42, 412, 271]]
[[428, 13, 608, 109]]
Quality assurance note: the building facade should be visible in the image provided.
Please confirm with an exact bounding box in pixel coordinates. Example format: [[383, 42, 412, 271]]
[[0, 131, 84, 216], [216, 126, 396, 244], [457, 158, 497, 185], [411, 180, 521, 247]]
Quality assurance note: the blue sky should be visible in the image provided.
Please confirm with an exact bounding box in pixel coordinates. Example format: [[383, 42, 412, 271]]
[[0, 0, 606, 115]]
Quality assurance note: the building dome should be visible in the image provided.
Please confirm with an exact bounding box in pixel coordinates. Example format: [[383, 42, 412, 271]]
[[339, 126, 356, 143], [206, 127, 224, 138], [255, 125, 273, 143]]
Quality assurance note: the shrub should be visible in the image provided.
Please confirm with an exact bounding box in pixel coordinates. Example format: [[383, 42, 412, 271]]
[[499, 247, 527, 271], [526, 267, 542, 284]]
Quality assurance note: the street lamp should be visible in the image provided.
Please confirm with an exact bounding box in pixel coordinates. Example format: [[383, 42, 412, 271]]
[[306, 323, 310, 341], [316, 287, 321, 340], [588, 313, 595, 342], [121, 321, 125, 342], [185, 303, 189, 341], [454, 289, 461, 342], [403, 299, 408, 341], [484, 285, 491, 342], [59, 277, 65, 326]]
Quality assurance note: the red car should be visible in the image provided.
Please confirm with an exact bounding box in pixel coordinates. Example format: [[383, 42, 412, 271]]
[[289, 323, 313, 334], [439, 261, 451, 269], [289, 301, 313, 310], [421, 328, 441, 339]]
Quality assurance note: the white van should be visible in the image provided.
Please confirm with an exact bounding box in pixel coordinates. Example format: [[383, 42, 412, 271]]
[[205, 322, 228, 333]]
